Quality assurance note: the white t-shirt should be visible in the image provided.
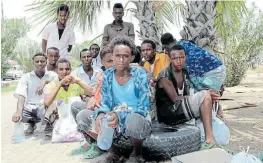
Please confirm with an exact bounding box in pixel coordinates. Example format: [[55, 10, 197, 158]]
[[150, 64, 155, 73], [71, 66, 102, 88], [177, 83, 185, 96], [42, 22, 75, 58], [92, 55, 102, 69], [14, 71, 58, 105]]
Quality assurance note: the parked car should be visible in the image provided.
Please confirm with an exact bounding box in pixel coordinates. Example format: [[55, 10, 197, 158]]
[[2, 66, 23, 80]]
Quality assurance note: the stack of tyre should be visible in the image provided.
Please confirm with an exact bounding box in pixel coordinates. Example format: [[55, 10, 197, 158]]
[[113, 121, 201, 161]]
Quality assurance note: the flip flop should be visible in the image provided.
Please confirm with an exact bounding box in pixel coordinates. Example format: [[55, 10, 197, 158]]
[[82, 143, 104, 159], [201, 142, 234, 155], [71, 143, 91, 156], [24, 123, 37, 136]]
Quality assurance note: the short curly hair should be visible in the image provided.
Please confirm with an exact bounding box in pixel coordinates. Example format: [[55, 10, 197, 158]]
[[109, 36, 136, 56], [100, 45, 112, 59]]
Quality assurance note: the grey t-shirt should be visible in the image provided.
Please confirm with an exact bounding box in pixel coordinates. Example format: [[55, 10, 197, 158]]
[[102, 21, 135, 47]]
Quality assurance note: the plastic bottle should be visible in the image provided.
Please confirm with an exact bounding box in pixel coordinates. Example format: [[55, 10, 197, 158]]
[[12, 122, 25, 143], [97, 115, 114, 150]]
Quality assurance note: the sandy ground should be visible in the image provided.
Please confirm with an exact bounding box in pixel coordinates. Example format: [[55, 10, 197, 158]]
[[1, 67, 263, 163], [222, 68, 263, 155]]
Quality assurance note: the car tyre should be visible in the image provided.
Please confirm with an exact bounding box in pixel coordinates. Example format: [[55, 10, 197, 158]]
[[113, 122, 201, 161]]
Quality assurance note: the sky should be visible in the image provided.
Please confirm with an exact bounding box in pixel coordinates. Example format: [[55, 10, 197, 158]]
[[1, 0, 263, 46]]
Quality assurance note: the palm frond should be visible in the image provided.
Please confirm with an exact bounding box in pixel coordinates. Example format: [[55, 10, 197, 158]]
[[154, 0, 186, 30], [26, 1, 109, 33], [221, 7, 263, 86], [215, 0, 247, 43]]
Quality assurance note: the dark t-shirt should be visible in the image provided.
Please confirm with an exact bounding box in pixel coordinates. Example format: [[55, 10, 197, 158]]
[[58, 29, 64, 40], [101, 66, 106, 71], [155, 64, 190, 124]]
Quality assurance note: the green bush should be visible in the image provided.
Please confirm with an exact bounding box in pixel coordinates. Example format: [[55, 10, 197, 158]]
[[225, 56, 247, 87], [1, 18, 29, 77], [219, 8, 263, 87]]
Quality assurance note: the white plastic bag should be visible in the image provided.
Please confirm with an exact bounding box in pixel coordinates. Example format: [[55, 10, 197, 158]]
[[52, 96, 84, 143], [231, 147, 262, 163], [197, 104, 230, 145]]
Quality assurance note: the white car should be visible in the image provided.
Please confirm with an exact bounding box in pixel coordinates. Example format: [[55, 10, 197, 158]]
[[3, 67, 23, 80]]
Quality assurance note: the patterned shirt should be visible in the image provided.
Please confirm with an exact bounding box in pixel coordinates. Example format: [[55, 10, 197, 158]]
[[177, 41, 222, 77], [94, 72, 104, 106], [93, 67, 150, 128]]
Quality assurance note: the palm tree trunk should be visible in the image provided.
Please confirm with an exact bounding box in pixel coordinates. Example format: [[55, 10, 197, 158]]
[[180, 1, 217, 51], [132, 1, 162, 51]]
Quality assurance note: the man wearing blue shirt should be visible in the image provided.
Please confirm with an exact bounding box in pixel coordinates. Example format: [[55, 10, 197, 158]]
[[94, 36, 151, 163]]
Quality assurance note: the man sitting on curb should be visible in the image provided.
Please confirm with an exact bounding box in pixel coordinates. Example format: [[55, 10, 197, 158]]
[[12, 53, 57, 135]]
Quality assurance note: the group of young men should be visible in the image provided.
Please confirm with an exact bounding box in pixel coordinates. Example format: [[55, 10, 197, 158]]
[[11, 3, 228, 163]]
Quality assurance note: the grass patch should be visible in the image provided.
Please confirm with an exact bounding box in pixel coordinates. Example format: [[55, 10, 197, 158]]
[[1, 82, 18, 93]]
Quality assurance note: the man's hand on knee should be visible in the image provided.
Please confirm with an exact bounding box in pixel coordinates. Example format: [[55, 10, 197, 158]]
[[12, 112, 22, 122], [209, 89, 221, 103], [87, 96, 99, 110]]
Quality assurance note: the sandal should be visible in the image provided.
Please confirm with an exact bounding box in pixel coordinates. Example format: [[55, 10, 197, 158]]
[[201, 142, 234, 155], [83, 143, 104, 159], [24, 123, 37, 136], [71, 143, 91, 156]]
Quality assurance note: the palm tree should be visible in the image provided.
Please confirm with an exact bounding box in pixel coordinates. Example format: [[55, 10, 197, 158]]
[[128, 1, 185, 51], [27, 0, 247, 52], [26, 0, 184, 51], [179, 0, 247, 51]]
